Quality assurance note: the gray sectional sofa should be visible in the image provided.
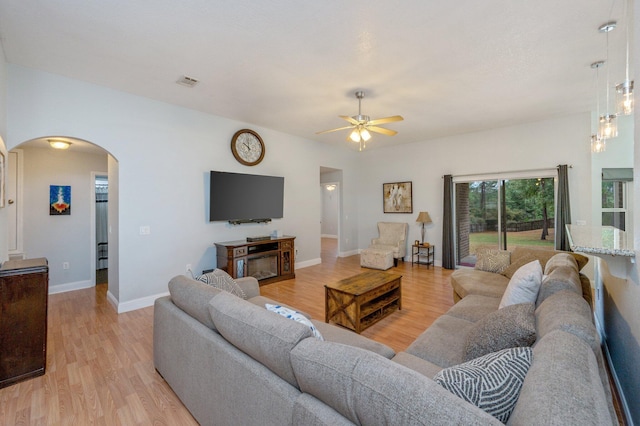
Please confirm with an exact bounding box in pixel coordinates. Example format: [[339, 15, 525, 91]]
[[153, 250, 617, 425]]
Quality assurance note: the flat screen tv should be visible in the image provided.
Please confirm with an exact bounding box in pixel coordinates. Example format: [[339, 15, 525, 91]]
[[209, 171, 284, 223]]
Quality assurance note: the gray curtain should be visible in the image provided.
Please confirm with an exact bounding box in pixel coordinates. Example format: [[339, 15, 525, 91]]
[[442, 175, 455, 269], [555, 165, 571, 251]]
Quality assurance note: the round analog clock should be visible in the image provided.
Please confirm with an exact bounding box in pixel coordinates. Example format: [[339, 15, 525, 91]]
[[231, 129, 265, 166]]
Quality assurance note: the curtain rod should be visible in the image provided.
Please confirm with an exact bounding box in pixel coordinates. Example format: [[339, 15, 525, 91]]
[[442, 165, 572, 179]]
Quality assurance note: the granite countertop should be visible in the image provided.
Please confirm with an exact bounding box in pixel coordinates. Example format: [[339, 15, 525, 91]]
[[566, 225, 635, 257]]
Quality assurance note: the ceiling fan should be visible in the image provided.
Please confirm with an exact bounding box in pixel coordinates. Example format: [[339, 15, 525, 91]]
[[316, 91, 403, 150]]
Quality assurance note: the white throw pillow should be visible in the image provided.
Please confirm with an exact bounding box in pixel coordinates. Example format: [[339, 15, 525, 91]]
[[499, 260, 543, 309], [265, 304, 324, 340]]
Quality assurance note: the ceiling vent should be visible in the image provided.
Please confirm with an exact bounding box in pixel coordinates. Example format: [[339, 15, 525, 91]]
[[176, 75, 199, 87]]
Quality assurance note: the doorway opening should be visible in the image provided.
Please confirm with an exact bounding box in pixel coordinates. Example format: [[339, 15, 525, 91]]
[[95, 175, 108, 285], [320, 166, 342, 263]]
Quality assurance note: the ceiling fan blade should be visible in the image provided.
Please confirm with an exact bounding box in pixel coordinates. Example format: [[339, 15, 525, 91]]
[[316, 125, 355, 135], [339, 115, 360, 125], [367, 115, 404, 126], [367, 126, 398, 136]]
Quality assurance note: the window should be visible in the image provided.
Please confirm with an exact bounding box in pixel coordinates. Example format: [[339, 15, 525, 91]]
[[455, 173, 555, 267], [601, 168, 632, 231]]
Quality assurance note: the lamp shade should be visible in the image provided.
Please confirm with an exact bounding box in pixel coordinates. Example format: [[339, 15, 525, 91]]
[[416, 211, 432, 224]]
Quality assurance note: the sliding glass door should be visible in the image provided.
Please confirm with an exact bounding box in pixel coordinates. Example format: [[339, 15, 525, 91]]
[[455, 176, 555, 267]]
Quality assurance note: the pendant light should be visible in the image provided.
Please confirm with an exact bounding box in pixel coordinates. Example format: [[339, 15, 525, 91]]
[[616, 0, 634, 115], [598, 21, 618, 140], [591, 61, 606, 153]]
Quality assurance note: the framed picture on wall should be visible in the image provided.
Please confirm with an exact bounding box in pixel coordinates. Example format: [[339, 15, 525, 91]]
[[383, 181, 412, 213], [50, 185, 71, 215]]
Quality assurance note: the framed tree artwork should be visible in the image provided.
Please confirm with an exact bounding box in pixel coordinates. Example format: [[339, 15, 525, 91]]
[[383, 181, 412, 213]]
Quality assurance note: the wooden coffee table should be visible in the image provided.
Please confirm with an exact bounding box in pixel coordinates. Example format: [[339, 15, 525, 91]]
[[325, 270, 402, 334]]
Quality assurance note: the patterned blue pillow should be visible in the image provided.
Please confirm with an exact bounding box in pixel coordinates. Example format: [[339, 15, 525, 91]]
[[434, 347, 532, 423], [265, 304, 324, 340]]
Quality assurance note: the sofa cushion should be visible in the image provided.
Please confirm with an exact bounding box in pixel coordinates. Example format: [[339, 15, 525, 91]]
[[509, 330, 613, 425], [208, 291, 312, 387], [535, 290, 598, 351], [196, 268, 247, 299], [464, 303, 535, 361], [474, 247, 511, 274], [509, 246, 588, 271], [434, 347, 532, 423], [311, 320, 395, 359], [404, 315, 474, 368], [445, 294, 501, 322], [500, 252, 537, 279], [499, 260, 543, 308], [543, 252, 579, 275], [292, 393, 354, 426], [579, 273, 594, 308], [450, 269, 509, 300], [536, 265, 582, 306], [168, 275, 222, 330], [290, 339, 502, 425], [391, 351, 443, 379], [265, 304, 323, 340]]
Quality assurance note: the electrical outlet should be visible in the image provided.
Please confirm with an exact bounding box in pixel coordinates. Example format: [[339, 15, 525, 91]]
[[63, 262, 70, 270], [186, 264, 192, 274]]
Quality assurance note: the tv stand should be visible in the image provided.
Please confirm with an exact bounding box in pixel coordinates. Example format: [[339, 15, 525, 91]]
[[215, 236, 295, 286]]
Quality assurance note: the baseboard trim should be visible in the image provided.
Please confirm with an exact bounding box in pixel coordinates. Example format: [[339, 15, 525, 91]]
[[340, 249, 360, 257], [48, 280, 93, 295], [106, 290, 119, 311], [321, 234, 338, 239], [111, 291, 170, 314], [296, 258, 321, 269]]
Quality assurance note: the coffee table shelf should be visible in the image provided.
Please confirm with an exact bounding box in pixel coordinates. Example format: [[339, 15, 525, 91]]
[[325, 271, 402, 334]]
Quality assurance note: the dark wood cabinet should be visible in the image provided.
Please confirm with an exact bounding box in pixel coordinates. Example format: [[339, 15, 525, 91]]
[[215, 236, 295, 286], [0, 258, 49, 389]]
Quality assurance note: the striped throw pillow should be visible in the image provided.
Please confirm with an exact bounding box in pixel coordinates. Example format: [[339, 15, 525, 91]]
[[434, 347, 532, 423], [196, 269, 247, 299]]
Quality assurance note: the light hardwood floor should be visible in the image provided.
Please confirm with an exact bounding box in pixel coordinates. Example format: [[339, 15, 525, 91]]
[[0, 239, 453, 424]]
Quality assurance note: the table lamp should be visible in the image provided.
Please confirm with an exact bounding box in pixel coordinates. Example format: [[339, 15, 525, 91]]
[[416, 211, 432, 245]]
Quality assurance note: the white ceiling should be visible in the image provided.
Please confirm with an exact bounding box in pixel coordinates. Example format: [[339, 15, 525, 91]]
[[0, 0, 630, 150]]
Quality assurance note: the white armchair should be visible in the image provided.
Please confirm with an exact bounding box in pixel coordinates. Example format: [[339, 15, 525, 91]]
[[370, 222, 409, 263]]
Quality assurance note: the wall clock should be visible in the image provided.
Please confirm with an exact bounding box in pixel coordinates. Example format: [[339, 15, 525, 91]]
[[231, 129, 265, 166]]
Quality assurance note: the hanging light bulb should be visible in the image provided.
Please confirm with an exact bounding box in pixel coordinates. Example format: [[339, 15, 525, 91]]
[[616, 81, 634, 115], [598, 21, 618, 140], [360, 128, 371, 141], [591, 134, 606, 153], [616, 0, 634, 115], [599, 114, 618, 139]]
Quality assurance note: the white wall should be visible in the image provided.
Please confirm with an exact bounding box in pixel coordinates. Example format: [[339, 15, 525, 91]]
[[21, 148, 108, 292], [0, 40, 9, 263], [5, 65, 360, 310], [356, 113, 593, 263]]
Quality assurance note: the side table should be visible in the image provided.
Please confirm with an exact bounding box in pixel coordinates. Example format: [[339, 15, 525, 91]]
[[412, 244, 434, 268]]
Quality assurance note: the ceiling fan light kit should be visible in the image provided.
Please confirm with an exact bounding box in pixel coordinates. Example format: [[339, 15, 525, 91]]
[[317, 91, 403, 151]]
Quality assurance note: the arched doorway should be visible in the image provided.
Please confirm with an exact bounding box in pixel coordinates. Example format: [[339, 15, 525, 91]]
[[8, 136, 119, 302]]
